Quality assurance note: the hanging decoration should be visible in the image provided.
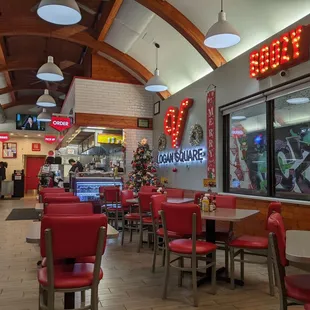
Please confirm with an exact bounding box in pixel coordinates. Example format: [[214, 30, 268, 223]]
[[206, 87, 216, 187], [189, 124, 203, 146], [158, 133, 167, 151]]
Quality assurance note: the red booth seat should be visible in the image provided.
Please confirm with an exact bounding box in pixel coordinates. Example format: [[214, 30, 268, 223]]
[[44, 203, 93, 215], [44, 195, 80, 204]]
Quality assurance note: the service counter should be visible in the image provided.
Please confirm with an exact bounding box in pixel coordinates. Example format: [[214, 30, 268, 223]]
[[71, 174, 123, 202]]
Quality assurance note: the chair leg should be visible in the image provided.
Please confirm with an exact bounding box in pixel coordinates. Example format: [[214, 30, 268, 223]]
[[224, 243, 229, 277], [229, 247, 235, 290], [240, 249, 244, 282], [162, 247, 166, 267], [137, 222, 143, 253], [178, 257, 184, 287], [91, 287, 99, 310], [162, 250, 170, 300], [211, 250, 217, 295], [38, 285, 42, 310], [152, 235, 158, 273], [267, 246, 275, 296], [47, 290, 54, 310], [192, 255, 198, 307], [129, 221, 133, 243], [121, 216, 125, 246]]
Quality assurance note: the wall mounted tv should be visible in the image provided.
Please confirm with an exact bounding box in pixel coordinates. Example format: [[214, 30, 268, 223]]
[[16, 114, 46, 131]]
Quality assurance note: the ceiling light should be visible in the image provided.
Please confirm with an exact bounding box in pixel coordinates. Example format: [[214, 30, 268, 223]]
[[145, 43, 168, 92], [24, 135, 28, 138], [232, 115, 246, 120], [38, 134, 41, 137], [37, 108, 52, 122], [37, 56, 64, 82], [37, 89, 57, 107], [287, 97, 310, 104], [10, 133, 14, 135], [37, 0, 82, 25], [204, 0, 240, 49]]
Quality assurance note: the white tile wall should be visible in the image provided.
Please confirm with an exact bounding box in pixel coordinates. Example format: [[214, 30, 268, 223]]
[[74, 79, 154, 118]]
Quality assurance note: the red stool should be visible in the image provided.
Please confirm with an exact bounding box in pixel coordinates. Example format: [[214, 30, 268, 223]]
[[38, 214, 107, 310], [228, 202, 282, 295], [160, 203, 217, 307], [165, 188, 184, 198], [268, 212, 310, 309]]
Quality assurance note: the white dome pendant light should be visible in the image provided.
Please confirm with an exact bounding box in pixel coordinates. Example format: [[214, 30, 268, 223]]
[[145, 43, 168, 92], [37, 56, 64, 82], [37, 108, 52, 122], [204, 0, 240, 49], [37, 0, 82, 26], [37, 89, 57, 108]]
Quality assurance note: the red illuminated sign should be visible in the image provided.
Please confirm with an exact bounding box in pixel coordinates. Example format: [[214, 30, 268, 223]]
[[49, 116, 71, 132], [164, 98, 194, 148], [207, 90, 216, 181], [32, 143, 41, 151], [45, 135, 57, 144], [0, 133, 9, 142], [250, 25, 310, 79]]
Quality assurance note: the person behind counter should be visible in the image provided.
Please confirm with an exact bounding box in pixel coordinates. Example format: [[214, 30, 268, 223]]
[[69, 159, 84, 173]]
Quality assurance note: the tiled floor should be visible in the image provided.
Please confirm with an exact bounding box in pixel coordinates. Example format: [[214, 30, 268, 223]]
[[0, 197, 305, 310]]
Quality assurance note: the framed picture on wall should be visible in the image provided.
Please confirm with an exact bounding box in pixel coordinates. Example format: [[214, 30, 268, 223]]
[[137, 118, 150, 128], [154, 101, 160, 115], [3, 142, 17, 158]]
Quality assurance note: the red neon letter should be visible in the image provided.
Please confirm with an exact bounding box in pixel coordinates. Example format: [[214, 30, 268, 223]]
[[280, 32, 290, 64], [290, 26, 302, 59], [270, 39, 280, 68], [249, 51, 259, 78], [259, 45, 269, 74]]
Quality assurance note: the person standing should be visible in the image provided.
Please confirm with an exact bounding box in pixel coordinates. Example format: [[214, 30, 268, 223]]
[[68, 159, 83, 174]]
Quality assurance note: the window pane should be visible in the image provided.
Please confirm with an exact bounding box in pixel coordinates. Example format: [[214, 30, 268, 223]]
[[229, 103, 267, 195], [274, 88, 310, 200]]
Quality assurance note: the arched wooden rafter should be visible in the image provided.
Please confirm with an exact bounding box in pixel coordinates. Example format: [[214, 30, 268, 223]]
[[135, 0, 226, 69], [0, 17, 170, 100]]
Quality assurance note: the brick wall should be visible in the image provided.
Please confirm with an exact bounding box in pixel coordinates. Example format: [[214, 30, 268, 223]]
[[74, 78, 154, 118]]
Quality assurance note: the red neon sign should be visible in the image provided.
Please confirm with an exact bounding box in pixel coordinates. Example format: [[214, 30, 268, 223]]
[[250, 25, 310, 79], [49, 116, 71, 132], [45, 135, 57, 144], [164, 98, 194, 148], [0, 133, 9, 142]]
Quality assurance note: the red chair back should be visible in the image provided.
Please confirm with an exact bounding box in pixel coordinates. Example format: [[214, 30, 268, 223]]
[[216, 195, 236, 209], [45, 203, 93, 215], [151, 194, 167, 220], [40, 214, 107, 259], [43, 192, 73, 201], [40, 188, 65, 196], [139, 192, 160, 212], [99, 186, 105, 198], [104, 187, 120, 202], [165, 188, 185, 198], [267, 212, 288, 267], [140, 185, 157, 193], [265, 202, 282, 230], [161, 203, 202, 235], [194, 192, 204, 204], [44, 196, 80, 204], [121, 190, 134, 208]]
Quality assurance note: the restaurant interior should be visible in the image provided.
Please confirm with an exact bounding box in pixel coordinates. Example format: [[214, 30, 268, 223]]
[[1, 1, 310, 310]]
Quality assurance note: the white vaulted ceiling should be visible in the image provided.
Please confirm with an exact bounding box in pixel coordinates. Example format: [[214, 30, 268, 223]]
[[104, 0, 310, 95]]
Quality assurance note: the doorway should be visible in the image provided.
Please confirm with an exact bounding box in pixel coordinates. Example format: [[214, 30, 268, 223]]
[[25, 156, 46, 192]]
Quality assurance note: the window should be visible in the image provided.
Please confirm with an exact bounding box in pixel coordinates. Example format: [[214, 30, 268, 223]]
[[228, 103, 267, 195], [274, 88, 310, 200]]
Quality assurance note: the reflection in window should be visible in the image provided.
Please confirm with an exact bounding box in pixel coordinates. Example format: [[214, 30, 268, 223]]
[[229, 103, 267, 195], [274, 88, 310, 200]]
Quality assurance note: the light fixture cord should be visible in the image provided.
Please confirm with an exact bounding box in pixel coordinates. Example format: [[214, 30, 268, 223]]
[[221, 0, 224, 12], [155, 42, 160, 70]]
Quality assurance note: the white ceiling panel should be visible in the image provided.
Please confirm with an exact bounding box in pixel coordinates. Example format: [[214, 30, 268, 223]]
[[168, 0, 310, 61], [127, 15, 213, 94]]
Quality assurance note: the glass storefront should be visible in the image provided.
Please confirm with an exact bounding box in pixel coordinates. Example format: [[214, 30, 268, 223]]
[[224, 85, 310, 201]]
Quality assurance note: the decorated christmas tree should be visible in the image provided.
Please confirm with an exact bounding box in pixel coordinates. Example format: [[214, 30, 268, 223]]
[[126, 138, 158, 193]]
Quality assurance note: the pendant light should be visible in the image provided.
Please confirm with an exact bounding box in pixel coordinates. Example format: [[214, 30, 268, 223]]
[[204, 0, 240, 49], [145, 43, 168, 92], [37, 56, 64, 82], [37, 0, 82, 25], [36, 89, 56, 108], [37, 108, 52, 122]]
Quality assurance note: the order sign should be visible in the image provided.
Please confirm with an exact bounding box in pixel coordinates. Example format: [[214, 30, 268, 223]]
[[49, 116, 71, 132]]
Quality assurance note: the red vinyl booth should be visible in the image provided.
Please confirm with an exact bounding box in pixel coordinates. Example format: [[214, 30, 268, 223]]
[[44, 203, 93, 215], [44, 195, 80, 205]]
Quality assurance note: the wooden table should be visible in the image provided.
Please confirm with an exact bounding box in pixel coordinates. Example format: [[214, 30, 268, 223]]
[[35, 203, 44, 211], [286, 230, 310, 263], [199, 208, 259, 287], [126, 197, 194, 204], [26, 221, 119, 244]]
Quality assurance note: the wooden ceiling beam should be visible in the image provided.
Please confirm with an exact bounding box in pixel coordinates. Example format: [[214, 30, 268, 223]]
[[0, 17, 170, 100], [0, 84, 67, 96], [2, 95, 45, 109], [135, 0, 226, 69]]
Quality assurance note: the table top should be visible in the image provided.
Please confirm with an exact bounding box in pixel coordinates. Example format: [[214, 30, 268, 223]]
[[126, 197, 194, 204], [286, 230, 310, 263], [201, 208, 259, 222], [26, 221, 119, 244]]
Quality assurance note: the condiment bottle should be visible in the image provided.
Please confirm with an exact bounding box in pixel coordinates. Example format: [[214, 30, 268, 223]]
[[202, 194, 210, 212]]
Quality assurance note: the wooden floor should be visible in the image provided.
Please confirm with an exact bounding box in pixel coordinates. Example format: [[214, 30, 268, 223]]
[[0, 197, 306, 310]]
